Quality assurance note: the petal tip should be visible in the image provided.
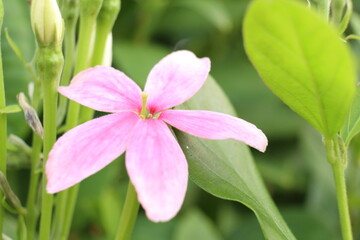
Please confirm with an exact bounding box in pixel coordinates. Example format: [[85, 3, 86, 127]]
[[252, 130, 268, 153]]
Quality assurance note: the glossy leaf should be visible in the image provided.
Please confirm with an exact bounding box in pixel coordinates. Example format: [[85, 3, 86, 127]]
[[243, 0, 356, 138], [175, 76, 296, 240], [341, 86, 360, 145]]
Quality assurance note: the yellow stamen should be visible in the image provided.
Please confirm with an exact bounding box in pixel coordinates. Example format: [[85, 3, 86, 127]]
[[140, 92, 149, 118]]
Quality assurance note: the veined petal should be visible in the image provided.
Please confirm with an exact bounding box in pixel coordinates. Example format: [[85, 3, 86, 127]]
[[144, 50, 210, 113], [59, 66, 142, 113], [46, 112, 140, 193], [161, 110, 268, 152], [126, 119, 188, 222]]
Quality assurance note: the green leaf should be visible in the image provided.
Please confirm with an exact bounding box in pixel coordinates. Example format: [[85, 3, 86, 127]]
[[243, 0, 356, 138], [175, 76, 296, 240], [174, 209, 222, 240], [341, 86, 360, 145], [0, 104, 21, 114]]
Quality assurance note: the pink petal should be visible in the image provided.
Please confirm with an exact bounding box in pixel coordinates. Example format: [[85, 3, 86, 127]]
[[160, 110, 268, 152], [144, 50, 210, 113], [59, 66, 142, 113], [126, 119, 188, 222], [46, 112, 140, 193]]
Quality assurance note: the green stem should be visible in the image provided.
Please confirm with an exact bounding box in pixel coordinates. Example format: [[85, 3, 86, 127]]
[[38, 75, 58, 240], [55, 2, 102, 238], [26, 134, 42, 240], [57, 9, 78, 126], [325, 138, 353, 240], [64, 14, 95, 131], [81, 0, 121, 122], [114, 182, 140, 240], [0, 0, 5, 235], [60, 185, 79, 239], [25, 79, 42, 240], [332, 161, 353, 240], [37, 46, 64, 240]]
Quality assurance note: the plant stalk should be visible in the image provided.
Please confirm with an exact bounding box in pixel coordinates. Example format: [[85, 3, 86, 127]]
[[114, 182, 140, 240], [37, 46, 64, 240], [325, 138, 353, 240], [0, 0, 5, 235]]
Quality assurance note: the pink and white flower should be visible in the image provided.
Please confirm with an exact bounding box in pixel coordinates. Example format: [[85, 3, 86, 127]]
[[46, 50, 267, 222]]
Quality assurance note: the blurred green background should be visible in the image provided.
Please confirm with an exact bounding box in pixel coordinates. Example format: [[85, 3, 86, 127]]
[[2, 0, 360, 239]]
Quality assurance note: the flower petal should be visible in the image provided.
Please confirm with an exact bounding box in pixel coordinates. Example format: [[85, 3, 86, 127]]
[[161, 110, 268, 152], [59, 66, 142, 113], [144, 50, 210, 113], [46, 112, 140, 193], [126, 119, 188, 222]]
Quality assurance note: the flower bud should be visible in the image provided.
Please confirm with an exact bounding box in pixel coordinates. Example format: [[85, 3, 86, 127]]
[[31, 0, 64, 47]]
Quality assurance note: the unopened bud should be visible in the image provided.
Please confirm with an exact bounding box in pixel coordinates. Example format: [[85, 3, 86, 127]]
[[17, 93, 44, 138], [31, 0, 64, 47]]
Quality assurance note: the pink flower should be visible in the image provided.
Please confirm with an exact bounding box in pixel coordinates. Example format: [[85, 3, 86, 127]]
[[46, 50, 267, 222]]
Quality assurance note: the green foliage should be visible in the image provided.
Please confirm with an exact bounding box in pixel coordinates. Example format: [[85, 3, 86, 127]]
[[175, 76, 296, 240], [341, 86, 360, 145], [243, 0, 356, 138]]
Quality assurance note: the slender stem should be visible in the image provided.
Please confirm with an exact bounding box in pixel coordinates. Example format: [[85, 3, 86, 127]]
[[57, 14, 78, 126], [331, 161, 353, 240], [325, 138, 353, 240], [64, 14, 95, 131], [26, 79, 42, 240], [26, 134, 42, 240], [52, 191, 68, 239], [55, 6, 101, 239], [0, 0, 6, 234], [39, 73, 58, 240], [91, 24, 109, 66], [114, 182, 140, 240], [37, 46, 64, 240], [60, 185, 79, 239]]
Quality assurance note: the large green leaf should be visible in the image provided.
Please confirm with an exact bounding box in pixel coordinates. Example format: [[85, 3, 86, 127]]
[[175, 76, 296, 240], [243, 0, 356, 138], [341, 86, 360, 145]]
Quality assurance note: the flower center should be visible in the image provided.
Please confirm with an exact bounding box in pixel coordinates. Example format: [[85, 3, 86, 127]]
[[139, 92, 153, 119]]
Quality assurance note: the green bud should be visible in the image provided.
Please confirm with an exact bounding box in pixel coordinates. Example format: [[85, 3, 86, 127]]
[[62, 0, 79, 25], [31, 0, 64, 47], [80, 0, 103, 17], [97, 0, 120, 28], [36, 46, 64, 85]]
